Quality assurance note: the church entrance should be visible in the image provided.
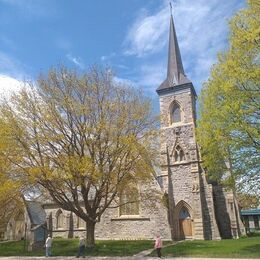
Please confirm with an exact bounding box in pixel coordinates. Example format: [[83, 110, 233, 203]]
[[179, 207, 192, 239]]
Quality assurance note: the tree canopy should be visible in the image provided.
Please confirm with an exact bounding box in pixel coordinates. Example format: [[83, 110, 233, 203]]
[[237, 192, 259, 209], [197, 0, 260, 195], [0, 120, 23, 232], [0, 66, 158, 246]]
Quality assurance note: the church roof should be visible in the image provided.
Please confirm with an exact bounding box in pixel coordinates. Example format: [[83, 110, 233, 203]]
[[157, 14, 192, 93], [241, 209, 260, 216], [25, 201, 46, 226]]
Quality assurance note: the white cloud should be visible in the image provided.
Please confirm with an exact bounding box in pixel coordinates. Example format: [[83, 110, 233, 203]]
[[66, 54, 85, 69], [124, 6, 169, 57], [0, 75, 23, 100], [138, 63, 165, 88], [0, 52, 31, 100], [113, 76, 136, 87], [124, 0, 244, 91]]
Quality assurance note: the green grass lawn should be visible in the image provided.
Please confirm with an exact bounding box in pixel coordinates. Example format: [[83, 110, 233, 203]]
[[0, 239, 155, 257], [150, 234, 260, 258], [0, 234, 259, 257]]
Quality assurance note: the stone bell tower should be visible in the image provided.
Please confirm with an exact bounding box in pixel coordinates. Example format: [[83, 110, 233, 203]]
[[156, 13, 220, 240]]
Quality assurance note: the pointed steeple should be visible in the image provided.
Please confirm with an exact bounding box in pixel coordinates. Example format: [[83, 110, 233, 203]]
[[157, 14, 191, 92]]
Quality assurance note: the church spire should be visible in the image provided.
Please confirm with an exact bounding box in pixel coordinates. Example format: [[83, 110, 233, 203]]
[[157, 12, 191, 92], [167, 14, 185, 84]]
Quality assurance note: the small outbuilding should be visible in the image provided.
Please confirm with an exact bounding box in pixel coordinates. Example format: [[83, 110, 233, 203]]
[[241, 209, 260, 233]]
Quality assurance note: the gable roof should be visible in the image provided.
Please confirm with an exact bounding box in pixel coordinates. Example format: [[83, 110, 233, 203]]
[[241, 209, 260, 216], [25, 201, 46, 226]]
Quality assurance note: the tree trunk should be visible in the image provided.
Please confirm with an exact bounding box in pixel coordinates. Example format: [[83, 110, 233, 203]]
[[227, 149, 243, 237], [86, 219, 96, 247]]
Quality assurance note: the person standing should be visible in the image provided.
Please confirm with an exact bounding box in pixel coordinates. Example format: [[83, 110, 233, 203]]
[[154, 234, 162, 258], [45, 234, 52, 257], [76, 236, 86, 258]]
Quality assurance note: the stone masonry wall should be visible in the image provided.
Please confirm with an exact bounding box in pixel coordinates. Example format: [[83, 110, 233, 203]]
[[213, 186, 245, 238], [158, 86, 206, 240], [199, 172, 221, 240], [43, 180, 171, 240], [213, 186, 232, 238]]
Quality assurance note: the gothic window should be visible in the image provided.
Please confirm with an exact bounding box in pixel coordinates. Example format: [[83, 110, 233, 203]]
[[56, 210, 64, 229], [174, 145, 185, 162], [119, 187, 139, 216], [179, 207, 191, 220], [171, 103, 181, 123], [77, 216, 85, 229]]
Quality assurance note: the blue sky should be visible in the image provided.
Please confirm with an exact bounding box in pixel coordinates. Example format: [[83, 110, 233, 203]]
[[0, 0, 245, 105]]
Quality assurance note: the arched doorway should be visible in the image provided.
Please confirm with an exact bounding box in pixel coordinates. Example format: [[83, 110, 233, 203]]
[[179, 206, 192, 239]]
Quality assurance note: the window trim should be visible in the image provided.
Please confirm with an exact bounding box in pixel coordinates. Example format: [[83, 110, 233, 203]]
[[173, 145, 186, 163], [56, 209, 64, 230], [169, 101, 182, 125], [119, 187, 140, 217]]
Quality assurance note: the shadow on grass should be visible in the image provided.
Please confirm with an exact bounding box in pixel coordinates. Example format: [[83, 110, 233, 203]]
[[240, 244, 260, 254]]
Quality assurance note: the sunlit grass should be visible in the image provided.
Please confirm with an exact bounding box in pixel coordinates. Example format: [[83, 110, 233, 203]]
[[0, 234, 259, 257], [150, 233, 260, 258]]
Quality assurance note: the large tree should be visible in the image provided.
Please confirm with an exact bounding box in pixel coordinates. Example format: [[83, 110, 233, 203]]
[[0, 66, 158, 246], [0, 120, 23, 232], [197, 0, 260, 195]]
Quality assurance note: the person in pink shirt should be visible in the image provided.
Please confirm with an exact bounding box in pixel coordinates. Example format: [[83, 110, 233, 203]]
[[154, 234, 162, 258]]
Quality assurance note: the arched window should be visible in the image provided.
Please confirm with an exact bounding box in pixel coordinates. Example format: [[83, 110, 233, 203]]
[[56, 210, 64, 229], [174, 145, 185, 162], [119, 187, 139, 216], [171, 103, 181, 123], [77, 216, 85, 229], [179, 207, 191, 220]]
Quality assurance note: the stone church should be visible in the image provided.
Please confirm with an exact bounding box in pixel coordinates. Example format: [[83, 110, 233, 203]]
[[4, 14, 245, 245]]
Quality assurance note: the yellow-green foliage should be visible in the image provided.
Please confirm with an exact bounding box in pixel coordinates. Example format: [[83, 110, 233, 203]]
[[197, 0, 260, 193], [237, 192, 259, 209], [0, 66, 159, 245], [0, 121, 23, 229]]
